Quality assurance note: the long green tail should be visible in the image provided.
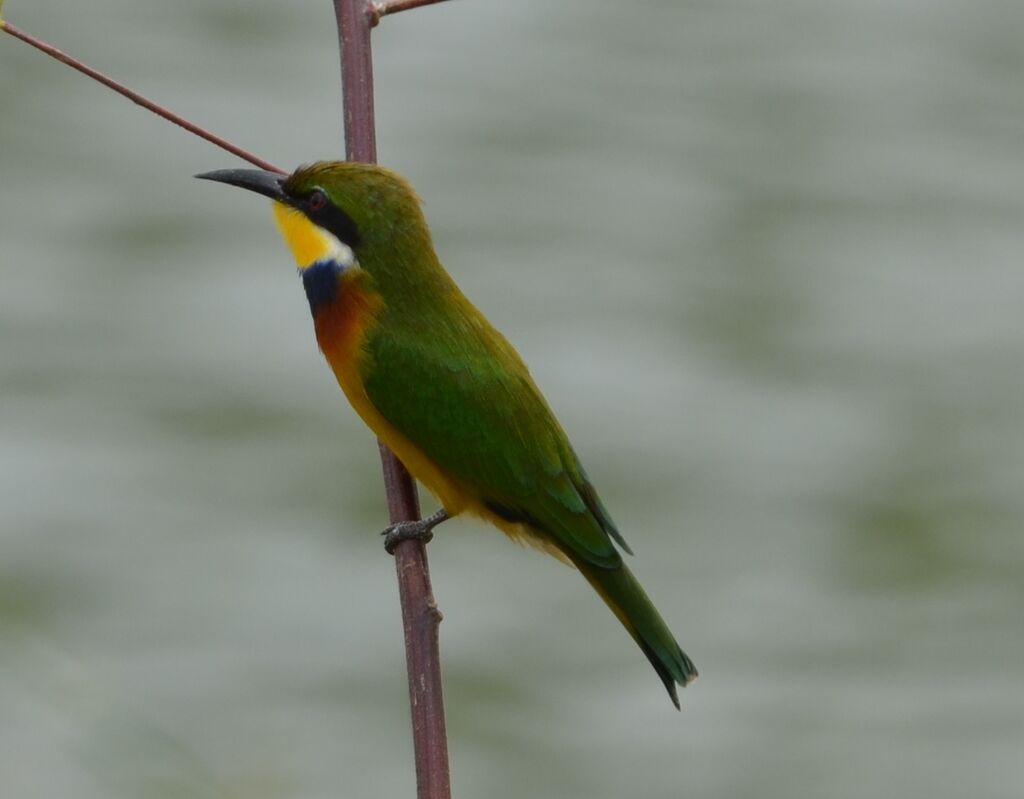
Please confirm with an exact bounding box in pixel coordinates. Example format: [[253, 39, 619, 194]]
[[572, 556, 698, 708]]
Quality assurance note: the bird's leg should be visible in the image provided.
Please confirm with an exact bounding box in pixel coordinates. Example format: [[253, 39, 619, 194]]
[[382, 509, 449, 554]]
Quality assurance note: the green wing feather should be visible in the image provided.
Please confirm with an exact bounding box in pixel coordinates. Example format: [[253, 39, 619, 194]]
[[363, 314, 624, 568], [361, 299, 697, 704]]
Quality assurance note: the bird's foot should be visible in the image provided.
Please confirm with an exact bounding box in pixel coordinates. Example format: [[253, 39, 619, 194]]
[[382, 509, 449, 554], [382, 520, 434, 553]]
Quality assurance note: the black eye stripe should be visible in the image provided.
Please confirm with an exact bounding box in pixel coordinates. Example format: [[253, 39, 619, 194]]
[[318, 205, 362, 249], [294, 189, 362, 249]]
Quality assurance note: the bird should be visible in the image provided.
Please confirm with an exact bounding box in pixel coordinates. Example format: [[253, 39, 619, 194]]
[[197, 161, 697, 707]]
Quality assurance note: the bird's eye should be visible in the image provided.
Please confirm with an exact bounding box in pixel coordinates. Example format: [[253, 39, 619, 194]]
[[307, 190, 327, 212]]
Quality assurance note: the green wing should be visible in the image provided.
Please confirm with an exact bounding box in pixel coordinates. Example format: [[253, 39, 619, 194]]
[[362, 305, 697, 706], [361, 315, 629, 568]]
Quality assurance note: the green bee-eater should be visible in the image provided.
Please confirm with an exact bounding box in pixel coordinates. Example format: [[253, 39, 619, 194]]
[[198, 162, 697, 707]]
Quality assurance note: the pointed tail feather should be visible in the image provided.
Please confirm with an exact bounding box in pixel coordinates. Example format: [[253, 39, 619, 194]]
[[571, 556, 697, 708]]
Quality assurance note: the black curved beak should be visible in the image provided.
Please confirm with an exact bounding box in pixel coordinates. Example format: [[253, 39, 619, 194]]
[[195, 168, 288, 202]]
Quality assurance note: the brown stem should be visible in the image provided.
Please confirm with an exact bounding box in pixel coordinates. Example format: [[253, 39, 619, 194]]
[[369, 0, 456, 26], [332, 3, 452, 799], [5, 6, 451, 794], [0, 20, 283, 174]]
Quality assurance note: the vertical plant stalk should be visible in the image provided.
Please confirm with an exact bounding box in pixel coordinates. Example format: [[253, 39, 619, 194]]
[[3, 5, 451, 795], [332, 3, 452, 799]]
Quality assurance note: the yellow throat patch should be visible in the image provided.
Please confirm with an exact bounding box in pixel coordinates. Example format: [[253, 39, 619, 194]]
[[272, 201, 354, 269]]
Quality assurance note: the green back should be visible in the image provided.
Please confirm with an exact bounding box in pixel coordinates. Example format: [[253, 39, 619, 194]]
[[361, 285, 629, 570]]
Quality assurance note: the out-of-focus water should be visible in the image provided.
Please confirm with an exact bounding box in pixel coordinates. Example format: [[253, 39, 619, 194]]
[[2, 2, 1023, 797]]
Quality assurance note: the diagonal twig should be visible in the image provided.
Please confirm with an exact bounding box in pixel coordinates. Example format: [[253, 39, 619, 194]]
[[369, 0, 456, 27], [1, 19, 283, 174]]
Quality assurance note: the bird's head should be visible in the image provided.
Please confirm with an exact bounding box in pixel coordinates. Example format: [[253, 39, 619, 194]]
[[197, 161, 435, 285]]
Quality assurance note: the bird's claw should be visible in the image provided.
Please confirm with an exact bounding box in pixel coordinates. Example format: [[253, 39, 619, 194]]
[[382, 519, 435, 554]]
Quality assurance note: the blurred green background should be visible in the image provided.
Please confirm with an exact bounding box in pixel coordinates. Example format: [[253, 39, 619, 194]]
[[2, 1, 1023, 797]]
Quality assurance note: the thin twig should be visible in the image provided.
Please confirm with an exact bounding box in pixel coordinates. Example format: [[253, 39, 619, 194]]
[[369, 0, 455, 27], [332, 3, 452, 799], [1, 20, 283, 174]]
